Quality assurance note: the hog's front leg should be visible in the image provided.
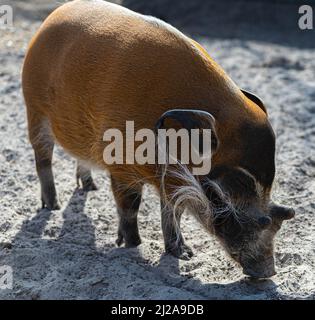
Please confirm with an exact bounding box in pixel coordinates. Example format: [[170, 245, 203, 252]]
[[111, 175, 142, 248], [160, 199, 193, 260]]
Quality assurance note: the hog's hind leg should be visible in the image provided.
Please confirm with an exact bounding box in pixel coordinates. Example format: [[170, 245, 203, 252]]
[[76, 161, 98, 191], [28, 114, 60, 210], [111, 175, 142, 248]]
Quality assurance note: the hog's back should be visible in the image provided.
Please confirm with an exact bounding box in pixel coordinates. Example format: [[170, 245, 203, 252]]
[[22, 0, 250, 183]]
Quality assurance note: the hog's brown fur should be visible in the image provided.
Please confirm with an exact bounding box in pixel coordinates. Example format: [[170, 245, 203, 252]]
[[23, 0, 270, 187], [22, 0, 293, 276]]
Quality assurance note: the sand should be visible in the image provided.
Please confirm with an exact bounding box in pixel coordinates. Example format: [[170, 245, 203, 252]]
[[0, 0, 314, 299]]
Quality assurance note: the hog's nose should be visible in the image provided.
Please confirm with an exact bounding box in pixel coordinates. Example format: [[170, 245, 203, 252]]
[[242, 256, 276, 279], [243, 267, 276, 279]]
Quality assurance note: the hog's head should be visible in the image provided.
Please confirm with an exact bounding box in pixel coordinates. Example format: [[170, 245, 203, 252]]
[[204, 90, 295, 278], [155, 89, 295, 279], [205, 166, 295, 278]]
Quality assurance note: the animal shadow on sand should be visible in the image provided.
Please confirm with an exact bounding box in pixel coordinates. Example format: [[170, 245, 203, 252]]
[[0, 188, 289, 299]]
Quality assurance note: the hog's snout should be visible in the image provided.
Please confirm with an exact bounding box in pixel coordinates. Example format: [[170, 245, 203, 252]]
[[242, 256, 276, 279]]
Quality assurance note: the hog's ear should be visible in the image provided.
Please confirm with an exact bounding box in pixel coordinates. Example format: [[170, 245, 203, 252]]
[[155, 109, 218, 153], [270, 203, 295, 221], [241, 89, 267, 115]]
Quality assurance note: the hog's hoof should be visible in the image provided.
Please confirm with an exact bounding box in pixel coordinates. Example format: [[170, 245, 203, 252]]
[[41, 198, 61, 211], [125, 239, 142, 248], [116, 233, 141, 248], [82, 181, 98, 192], [167, 244, 194, 261], [76, 174, 98, 192]]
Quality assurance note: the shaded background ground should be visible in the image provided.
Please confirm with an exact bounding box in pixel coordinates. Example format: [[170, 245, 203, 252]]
[[0, 0, 314, 299]]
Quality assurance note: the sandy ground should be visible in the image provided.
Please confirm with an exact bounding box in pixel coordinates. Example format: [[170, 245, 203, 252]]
[[0, 1, 314, 299]]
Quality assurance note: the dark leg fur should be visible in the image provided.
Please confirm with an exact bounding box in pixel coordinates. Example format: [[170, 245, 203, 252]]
[[111, 175, 142, 248], [76, 161, 98, 191], [34, 141, 60, 210], [160, 199, 193, 260]]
